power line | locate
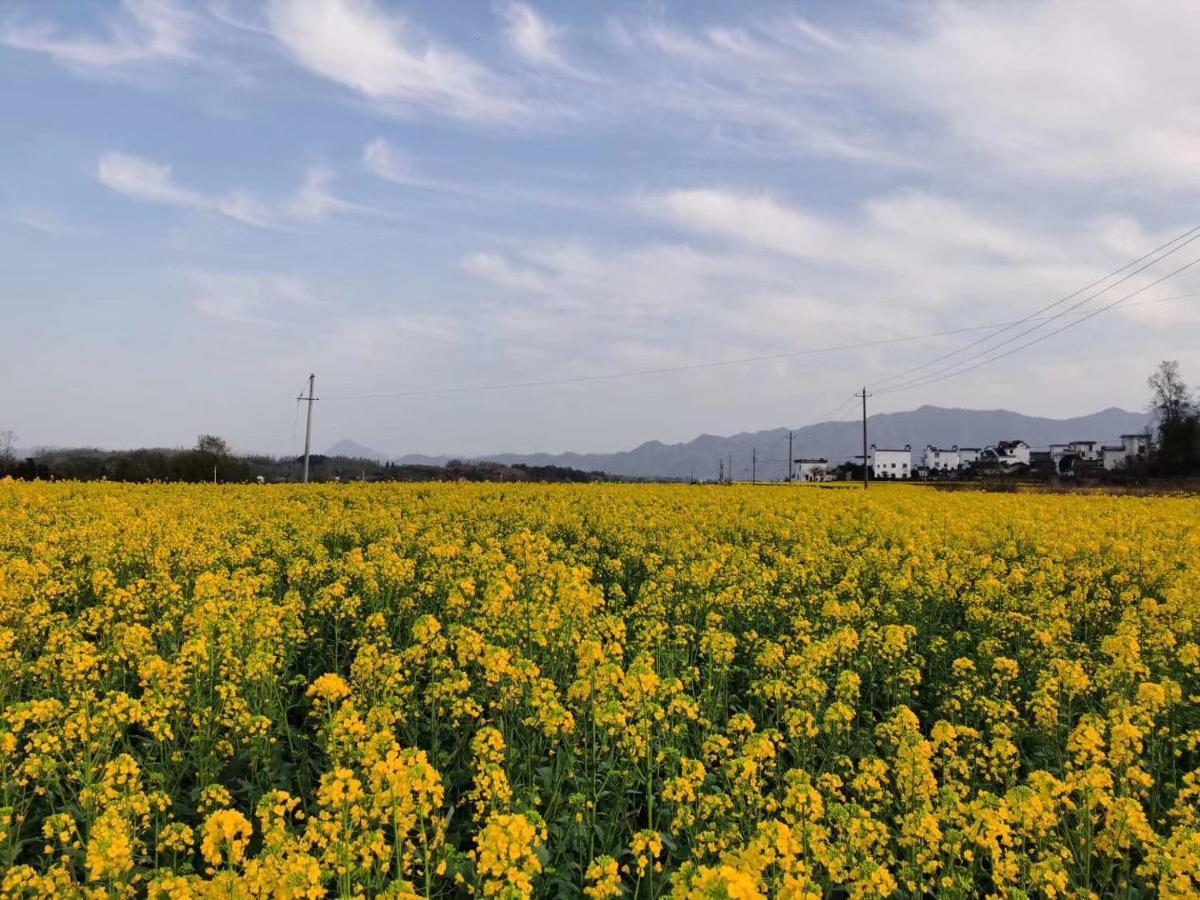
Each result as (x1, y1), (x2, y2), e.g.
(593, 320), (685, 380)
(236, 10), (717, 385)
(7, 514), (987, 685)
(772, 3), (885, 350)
(318, 289), (1200, 404)
(867, 224), (1200, 391)
(877, 254), (1200, 396)
(875, 241), (1200, 394)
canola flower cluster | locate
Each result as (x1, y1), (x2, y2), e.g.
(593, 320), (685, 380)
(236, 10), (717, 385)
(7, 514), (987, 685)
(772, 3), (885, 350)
(0, 480), (1198, 898)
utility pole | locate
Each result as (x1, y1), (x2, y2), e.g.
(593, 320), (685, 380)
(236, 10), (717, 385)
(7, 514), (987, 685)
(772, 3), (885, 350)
(787, 430), (794, 483)
(751, 447), (757, 484)
(301, 373), (316, 484)
(728, 453), (733, 484)
(856, 387), (871, 490)
(718, 458), (724, 483)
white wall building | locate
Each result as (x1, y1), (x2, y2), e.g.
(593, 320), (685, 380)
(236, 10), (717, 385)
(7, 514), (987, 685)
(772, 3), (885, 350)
(791, 458), (830, 482)
(923, 445), (961, 471)
(980, 439), (1031, 467)
(1102, 433), (1152, 470)
(870, 444), (912, 479)
(1068, 440), (1101, 461)
(1101, 445), (1125, 470)
(958, 447), (981, 467)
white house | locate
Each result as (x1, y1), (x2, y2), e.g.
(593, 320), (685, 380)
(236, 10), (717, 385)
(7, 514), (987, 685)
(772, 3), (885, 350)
(923, 445), (961, 472)
(792, 458), (830, 482)
(980, 439), (1031, 468)
(1102, 433), (1152, 470)
(870, 444), (912, 479)
(1068, 440), (1101, 461)
(1049, 443), (1085, 476)
(1122, 433), (1152, 457)
(958, 447), (981, 467)
(1101, 445), (1125, 470)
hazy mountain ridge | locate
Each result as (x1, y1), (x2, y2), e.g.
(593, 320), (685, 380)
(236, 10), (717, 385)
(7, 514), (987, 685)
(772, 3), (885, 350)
(332, 405), (1154, 481)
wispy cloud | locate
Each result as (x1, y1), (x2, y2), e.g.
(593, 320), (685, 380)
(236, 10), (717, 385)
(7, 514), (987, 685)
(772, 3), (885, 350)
(361, 137), (460, 193)
(598, 2), (1200, 185)
(265, 0), (528, 123)
(641, 187), (1050, 274)
(4, 208), (82, 237)
(185, 269), (329, 327)
(97, 152), (372, 228)
(362, 136), (598, 212)
(461, 251), (548, 292)
(495, 1), (566, 69)
(464, 187), (1186, 369)
(1, 0), (196, 68)
(850, 0), (1200, 186)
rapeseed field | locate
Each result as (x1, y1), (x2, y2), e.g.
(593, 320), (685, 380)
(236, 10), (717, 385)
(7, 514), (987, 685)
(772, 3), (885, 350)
(1, 481), (1198, 898)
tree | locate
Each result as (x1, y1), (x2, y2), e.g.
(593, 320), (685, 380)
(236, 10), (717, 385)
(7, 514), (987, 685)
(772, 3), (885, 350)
(196, 434), (230, 456)
(0, 429), (14, 476)
(1149, 361), (1192, 423)
(1148, 361), (1200, 477)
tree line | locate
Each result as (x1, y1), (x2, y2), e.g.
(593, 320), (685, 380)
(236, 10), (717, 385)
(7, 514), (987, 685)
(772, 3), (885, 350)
(2, 361), (1199, 484)
(0, 434), (623, 484)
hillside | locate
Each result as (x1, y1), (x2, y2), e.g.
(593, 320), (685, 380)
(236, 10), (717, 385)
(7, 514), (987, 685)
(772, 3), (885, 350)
(332, 405), (1153, 481)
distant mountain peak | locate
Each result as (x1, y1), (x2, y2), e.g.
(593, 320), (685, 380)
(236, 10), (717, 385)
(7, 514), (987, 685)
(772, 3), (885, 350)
(327, 439), (388, 462)
(393, 405), (1153, 480)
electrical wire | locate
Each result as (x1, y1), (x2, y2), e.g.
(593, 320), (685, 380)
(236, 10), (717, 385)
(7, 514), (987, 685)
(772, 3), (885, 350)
(876, 255), (1200, 396)
(874, 241), (1200, 394)
(318, 289), (1200, 404)
(867, 224), (1200, 391)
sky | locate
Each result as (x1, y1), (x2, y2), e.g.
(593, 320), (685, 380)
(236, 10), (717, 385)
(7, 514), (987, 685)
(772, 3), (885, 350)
(2, 0), (1200, 457)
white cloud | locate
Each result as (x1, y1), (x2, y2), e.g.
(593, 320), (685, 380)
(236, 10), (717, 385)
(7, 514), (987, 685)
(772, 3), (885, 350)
(4, 208), (81, 237)
(362, 137), (414, 184)
(460, 188), (1197, 402)
(641, 189), (834, 260)
(461, 252), (547, 292)
(361, 137), (460, 193)
(603, 2), (1200, 188)
(185, 270), (328, 327)
(495, 1), (565, 68)
(265, 0), (527, 122)
(98, 153), (207, 208)
(1, 0), (196, 68)
(639, 187), (1049, 285)
(286, 167), (376, 221)
(851, 1), (1200, 186)
(97, 152), (370, 228)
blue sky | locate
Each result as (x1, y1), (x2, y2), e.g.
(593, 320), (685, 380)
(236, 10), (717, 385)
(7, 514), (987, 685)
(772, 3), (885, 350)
(2, 0), (1199, 456)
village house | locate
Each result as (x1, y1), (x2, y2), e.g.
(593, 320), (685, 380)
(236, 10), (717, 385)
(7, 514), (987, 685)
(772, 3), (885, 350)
(870, 444), (912, 479)
(791, 458), (831, 482)
(923, 444), (961, 472)
(957, 447), (981, 467)
(1068, 440), (1101, 461)
(979, 439), (1031, 467)
(1049, 443), (1083, 476)
(1102, 433), (1152, 470)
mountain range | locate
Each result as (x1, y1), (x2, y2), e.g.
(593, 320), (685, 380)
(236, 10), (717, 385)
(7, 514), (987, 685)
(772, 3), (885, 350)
(327, 405), (1154, 481)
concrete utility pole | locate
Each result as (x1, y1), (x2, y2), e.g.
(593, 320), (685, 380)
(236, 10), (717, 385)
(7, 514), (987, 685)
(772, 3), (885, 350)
(787, 430), (794, 483)
(718, 458), (724, 483)
(856, 387), (871, 490)
(751, 447), (757, 484)
(301, 373), (316, 484)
